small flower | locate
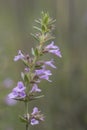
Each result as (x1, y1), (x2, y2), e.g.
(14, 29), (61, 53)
(35, 67), (52, 82)
(44, 41), (62, 58)
(14, 81), (26, 92)
(32, 107), (39, 115)
(45, 41), (58, 49)
(31, 118), (39, 125)
(14, 50), (25, 61)
(30, 107), (44, 125)
(30, 84), (41, 93)
(44, 59), (56, 68)
(8, 81), (26, 99)
(39, 74), (52, 82)
(35, 66), (52, 76)
(49, 49), (62, 57)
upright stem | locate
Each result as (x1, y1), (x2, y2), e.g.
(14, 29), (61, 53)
(25, 102), (29, 130)
(26, 123), (29, 130)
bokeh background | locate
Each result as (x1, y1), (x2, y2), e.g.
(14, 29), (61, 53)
(0, 0), (87, 130)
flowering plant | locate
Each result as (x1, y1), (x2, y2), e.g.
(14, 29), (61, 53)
(8, 12), (62, 130)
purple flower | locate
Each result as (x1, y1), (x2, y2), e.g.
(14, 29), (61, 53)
(14, 81), (26, 92)
(45, 41), (58, 49)
(30, 107), (44, 125)
(44, 59), (56, 68)
(8, 81), (26, 99)
(8, 91), (18, 99)
(32, 107), (39, 115)
(14, 50), (25, 61)
(39, 75), (52, 82)
(35, 67), (52, 76)
(31, 118), (39, 125)
(49, 49), (62, 57)
(35, 67), (52, 82)
(45, 41), (62, 58)
(30, 84), (41, 93)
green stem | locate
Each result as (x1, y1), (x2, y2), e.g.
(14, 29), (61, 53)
(26, 123), (29, 130)
(25, 102), (29, 130)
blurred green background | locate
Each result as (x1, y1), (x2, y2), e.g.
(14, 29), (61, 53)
(0, 0), (87, 130)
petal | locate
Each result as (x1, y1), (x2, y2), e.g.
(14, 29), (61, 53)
(44, 59), (56, 69)
(49, 49), (62, 57)
(45, 41), (58, 49)
(8, 91), (18, 99)
(32, 107), (39, 115)
(40, 75), (52, 82)
(14, 50), (24, 61)
(19, 91), (26, 98)
(31, 118), (39, 125)
(30, 84), (41, 93)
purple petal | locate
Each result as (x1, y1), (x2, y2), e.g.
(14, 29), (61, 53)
(35, 68), (52, 76)
(44, 70), (52, 76)
(30, 84), (41, 93)
(45, 41), (58, 49)
(49, 49), (62, 57)
(13, 86), (25, 92)
(32, 107), (39, 115)
(40, 75), (52, 82)
(8, 91), (18, 99)
(14, 50), (24, 61)
(17, 81), (26, 89)
(44, 59), (56, 69)
(19, 91), (26, 98)
(31, 118), (39, 125)
(13, 81), (26, 92)
(35, 69), (45, 75)
(8, 81), (26, 99)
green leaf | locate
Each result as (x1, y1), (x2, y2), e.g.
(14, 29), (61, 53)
(24, 74), (29, 84)
(31, 48), (35, 56)
(31, 33), (39, 41)
(21, 72), (29, 83)
(19, 115), (27, 123)
(34, 95), (44, 99)
(29, 95), (44, 101)
(49, 19), (56, 24)
(35, 19), (41, 24)
(33, 26), (41, 32)
(31, 48), (38, 56)
(21, 72), (25, 80)
(34, 48), (39, 56)
(22, 59), (30, 67)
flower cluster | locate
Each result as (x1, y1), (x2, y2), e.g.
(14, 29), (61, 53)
(8, 81), (26, 99)
(8, 12), (62, 128)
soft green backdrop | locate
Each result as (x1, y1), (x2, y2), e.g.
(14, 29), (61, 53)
(0, 0), (87, 130)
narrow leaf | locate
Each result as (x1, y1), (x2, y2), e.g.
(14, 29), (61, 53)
(19, 115), (27, 123)
(33, 26), (41, 32)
